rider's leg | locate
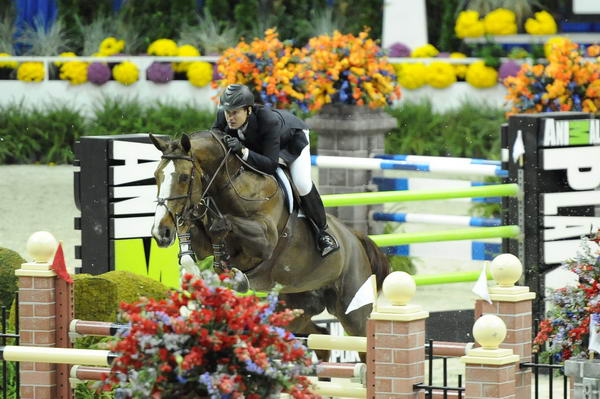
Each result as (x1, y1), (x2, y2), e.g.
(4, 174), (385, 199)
(290, 129), (339, 257)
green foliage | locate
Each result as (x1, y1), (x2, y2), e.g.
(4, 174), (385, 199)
(0, 248), (24, 310)
(73, 270), (169, 322)
(15, 16), (71, 55)
(472, 41), (506, 69)
(0, 360), (18, 398)
(0, 100), (215, 164)
(384, 101), (504, 160)
(427, 0), (463, 53)
(0, 11), (15, 54)
(178, 10), (239, 55)
(74, 383), (114, 399)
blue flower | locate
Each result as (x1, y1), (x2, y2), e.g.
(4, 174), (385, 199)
(245, 359), (265, 374)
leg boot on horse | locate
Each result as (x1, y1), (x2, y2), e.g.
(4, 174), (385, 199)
(300, 184), (339, 257)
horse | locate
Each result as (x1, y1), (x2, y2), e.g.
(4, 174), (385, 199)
(149, 130), (390, 346)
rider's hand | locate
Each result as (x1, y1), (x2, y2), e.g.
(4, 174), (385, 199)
(225, 135), (243, 154)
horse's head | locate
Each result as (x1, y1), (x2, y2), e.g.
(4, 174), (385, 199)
(150, 133), (199, 247)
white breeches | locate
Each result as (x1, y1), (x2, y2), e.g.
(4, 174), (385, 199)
(289, 129), (313, 196)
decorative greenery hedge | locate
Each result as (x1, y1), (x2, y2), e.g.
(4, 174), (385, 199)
(0, 99), (504, 165)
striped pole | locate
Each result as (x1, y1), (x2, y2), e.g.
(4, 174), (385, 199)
(369, 225), (520, 246)
(311, 155), (506, 177)
(322, 184), (518, 207)
(373, 212), (502, 227)
(374, 154), (501, 166)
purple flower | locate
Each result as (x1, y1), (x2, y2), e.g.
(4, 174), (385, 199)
(147, 62), (174, 83)
(212, 63), (221, 81)
(499, 60), (522, 80)
(387, 42), (411, 57)
(87, 62), (111, 85)
(436, 52), (450, 58)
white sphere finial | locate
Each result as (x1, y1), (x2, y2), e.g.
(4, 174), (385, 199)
(473, 314), (507, 349)
(26, 231), (57, 263)
(490, 253), (522, 287)
(382, 271), (416, 306)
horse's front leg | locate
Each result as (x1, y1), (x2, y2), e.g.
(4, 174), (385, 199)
(177, 223), (201, 278)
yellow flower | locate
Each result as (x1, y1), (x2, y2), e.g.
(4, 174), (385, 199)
(397, 63), (427, 89)
(187, 62), (213, 87)
(0, 53), (17, 69)
(174, 45), (201, 73)
(411, 44), (439, 58)
(54, 52), (77, 67)
(113, 61), (139, 85)
(466, 61), (498, 88)
(525, 11), (557, 35)
(544, 37), (569, 59)
(484, 8), (517, 35)
(99, 37), (125, 56)
(425, 62), (456, 88)
(147, 39), (178, 56)
(450, 52), (468, 79)
(17, 62), (44, 82)
(455, 10), (485, 38)
(59, 61), (88, 85)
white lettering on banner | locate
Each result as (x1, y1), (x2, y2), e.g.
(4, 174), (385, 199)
(110, 141), (161, 185)
(111, 216), (154, 239)
(543, 118), (556, 147)
(544, 239), (600, 264)
(543, 119), (600, 146)
(111, 186), (156, 215)
(543, 147), (600, 190)
(543, 191), (600, 215)
(544, 216), (600, 241)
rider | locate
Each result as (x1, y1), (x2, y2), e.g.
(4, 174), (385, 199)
(212, 83), (339, 257)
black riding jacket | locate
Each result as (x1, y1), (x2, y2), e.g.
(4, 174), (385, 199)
(212, 105), (309, 174)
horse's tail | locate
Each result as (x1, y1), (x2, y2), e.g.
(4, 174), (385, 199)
(353, 231), (390, 290)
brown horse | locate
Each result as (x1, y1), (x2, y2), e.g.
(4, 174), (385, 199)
(149, 130), (389, 342)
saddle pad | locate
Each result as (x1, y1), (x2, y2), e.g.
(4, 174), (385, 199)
(275, 167), (294, 214)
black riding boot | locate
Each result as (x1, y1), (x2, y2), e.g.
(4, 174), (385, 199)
(300, 184), (340, 257)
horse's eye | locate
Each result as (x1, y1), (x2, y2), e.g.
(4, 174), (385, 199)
(179, 174), (190, 183)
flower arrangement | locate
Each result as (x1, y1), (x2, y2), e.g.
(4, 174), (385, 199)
(524, 11), (557, 35)
(98, 37), (125, 57)
(395, 63), (427, 89)
(483, 8), (517, 35)
(304, 30), (401, 110)
(174, 44), (201, 73)
(87, 62), (111, 85)
(16, 62), (44, 82)
(214, 28), (308, 110)
(466, 61), (498, 88)
(103, 272), (319, 398)
(59, 60), (88, 85)
(425, 62), (456, 88)
(450, 52), (469, 79)
(0, 54), (18, 69)
(147, 39), (178, 56)
(534, 236), (600, 361)
(113, 61), (139, 85)
(147, 62), (174, 84)
(187, 62), (213, 87)
(504, 39), (600, 114)
(411, 44), (439, 58)
(455, 10), (485, 38)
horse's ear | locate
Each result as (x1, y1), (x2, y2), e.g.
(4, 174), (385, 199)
(149, 134), (168, 152)
(181, 134), (192, 154)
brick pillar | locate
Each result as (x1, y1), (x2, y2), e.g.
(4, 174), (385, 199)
(16, 263), (58, 398)
(16, 232), (74, 399)
(475, 254), (536, 399)
(366, 271), (429, 398)
(461, 314), (520, 399)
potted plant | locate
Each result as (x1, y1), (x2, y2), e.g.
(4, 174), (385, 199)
(103, 272), (320, 398)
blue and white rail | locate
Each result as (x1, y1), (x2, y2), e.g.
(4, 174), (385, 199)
(310, 155), (506, 177)
(385, 241), (501, 261)
(374, 154), (501, 166)
(373, 212), (501, 227)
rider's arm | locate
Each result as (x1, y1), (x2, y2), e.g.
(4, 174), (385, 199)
(245, 118), (281, 174)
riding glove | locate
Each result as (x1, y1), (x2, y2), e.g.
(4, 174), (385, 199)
(225, 135), (244, 154)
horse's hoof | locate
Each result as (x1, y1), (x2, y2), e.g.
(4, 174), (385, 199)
(231, 268), (250, 293)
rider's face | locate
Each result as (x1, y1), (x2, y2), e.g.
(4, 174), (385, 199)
(224, 107), (249, 130)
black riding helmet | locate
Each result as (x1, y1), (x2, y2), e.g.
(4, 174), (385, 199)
(219, 84), (255, 111)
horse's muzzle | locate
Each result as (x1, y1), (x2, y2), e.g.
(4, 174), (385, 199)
(153, 225), (175, 247)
